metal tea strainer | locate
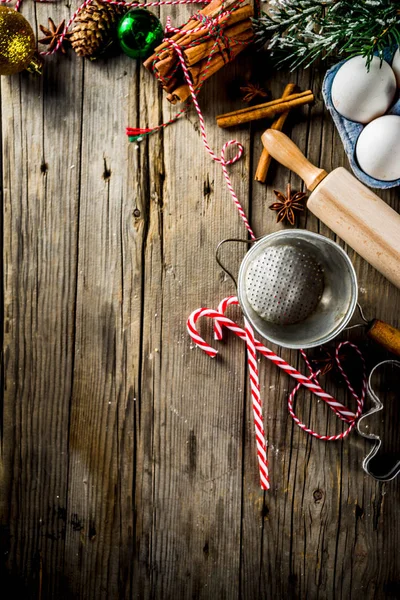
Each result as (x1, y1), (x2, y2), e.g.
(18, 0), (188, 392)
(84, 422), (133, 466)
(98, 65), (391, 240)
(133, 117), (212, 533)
(231, 230), (358, 349)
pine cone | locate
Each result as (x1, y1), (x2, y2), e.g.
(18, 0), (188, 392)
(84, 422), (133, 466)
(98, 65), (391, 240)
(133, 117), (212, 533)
(70, 0), (125, 58)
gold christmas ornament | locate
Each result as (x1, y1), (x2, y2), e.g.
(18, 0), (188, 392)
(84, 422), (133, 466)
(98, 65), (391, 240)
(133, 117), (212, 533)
(0, 6), (42, 75)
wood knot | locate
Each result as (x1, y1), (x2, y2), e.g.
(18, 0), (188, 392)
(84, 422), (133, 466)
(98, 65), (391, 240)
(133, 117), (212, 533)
(133, 208), (141, 218)
(313, 489), (324, 503)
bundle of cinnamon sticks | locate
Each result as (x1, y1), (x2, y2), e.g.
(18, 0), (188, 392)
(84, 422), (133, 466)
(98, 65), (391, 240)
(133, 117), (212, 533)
(143, 0), (254, 104)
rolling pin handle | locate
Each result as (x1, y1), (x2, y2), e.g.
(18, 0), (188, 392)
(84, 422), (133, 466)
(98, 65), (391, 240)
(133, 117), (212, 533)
(366, 319), (400, 358)
(261, 129), (328, 191)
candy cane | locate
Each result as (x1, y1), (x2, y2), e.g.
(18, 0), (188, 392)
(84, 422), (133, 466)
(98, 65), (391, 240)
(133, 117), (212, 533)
(188, 302), (367, 488)
(188, 306), (269, 488)
(244, 317), (269, 490)
(189, 303), (356, 422)
(213, 298), (365, 428)
(214, 295), (238, 340)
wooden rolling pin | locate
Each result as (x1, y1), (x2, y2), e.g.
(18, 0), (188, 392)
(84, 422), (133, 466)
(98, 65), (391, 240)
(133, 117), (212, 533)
(262, 130), (400, 290)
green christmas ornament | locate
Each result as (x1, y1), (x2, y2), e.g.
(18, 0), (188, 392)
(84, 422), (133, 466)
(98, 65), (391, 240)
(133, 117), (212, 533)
(117, 9), (163, 59)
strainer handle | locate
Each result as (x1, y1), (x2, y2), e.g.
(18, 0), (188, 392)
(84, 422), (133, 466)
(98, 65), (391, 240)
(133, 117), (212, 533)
(216, 237), (258, 287)
(261, 130), (328, 191)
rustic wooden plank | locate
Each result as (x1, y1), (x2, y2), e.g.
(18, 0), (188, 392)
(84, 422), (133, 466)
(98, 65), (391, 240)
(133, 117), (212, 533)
(59, 49), (145, 597)
(239, 60), (305, 600)
(128, 23), (166, 599)
(0, 2), (83, 596)
(131, 8), (253, 592)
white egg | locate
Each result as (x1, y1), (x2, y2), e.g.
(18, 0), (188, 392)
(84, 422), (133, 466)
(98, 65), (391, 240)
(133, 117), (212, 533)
(331, 55), (396, 123)
(391, 48), (400, 87)
(356, 115), (400, 181)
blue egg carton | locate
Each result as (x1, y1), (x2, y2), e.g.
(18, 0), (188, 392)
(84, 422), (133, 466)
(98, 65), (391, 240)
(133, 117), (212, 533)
(322, 49), (400, 189)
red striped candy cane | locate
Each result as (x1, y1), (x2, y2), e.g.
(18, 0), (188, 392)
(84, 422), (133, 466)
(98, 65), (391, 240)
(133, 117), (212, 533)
(189, 303), (356, 422)
(244, 317), (269, 490)
(188, 306), (269, 487)
(188, 302), (367, 487)
(214, 295), (238, 340)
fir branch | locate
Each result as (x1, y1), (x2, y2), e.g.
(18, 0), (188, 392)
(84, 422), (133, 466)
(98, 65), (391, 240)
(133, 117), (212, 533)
(253, 0), (400, 70)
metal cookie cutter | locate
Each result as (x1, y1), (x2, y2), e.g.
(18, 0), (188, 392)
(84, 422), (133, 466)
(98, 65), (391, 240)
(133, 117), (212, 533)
(357, 360), (400, 481)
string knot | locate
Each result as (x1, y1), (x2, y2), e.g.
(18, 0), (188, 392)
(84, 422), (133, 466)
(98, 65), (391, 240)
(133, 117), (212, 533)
(220, 140), (243, 166)
(196, 13), (222, 40)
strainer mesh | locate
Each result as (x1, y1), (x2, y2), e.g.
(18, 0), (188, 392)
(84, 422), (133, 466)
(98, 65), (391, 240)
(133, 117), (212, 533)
(245, 245), (324, 326)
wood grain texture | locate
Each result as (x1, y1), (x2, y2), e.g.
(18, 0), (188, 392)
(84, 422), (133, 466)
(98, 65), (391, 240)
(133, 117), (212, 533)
(0, 4), (399, 599)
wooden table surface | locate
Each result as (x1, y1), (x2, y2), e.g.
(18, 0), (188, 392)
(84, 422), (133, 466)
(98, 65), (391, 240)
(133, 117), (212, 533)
(1, 3), (400, 598)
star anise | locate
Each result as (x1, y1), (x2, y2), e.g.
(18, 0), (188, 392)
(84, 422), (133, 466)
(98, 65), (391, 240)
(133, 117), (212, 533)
(39, 18), (70, 54)
(240, 82), (269, 103)
(269, 183), (307, 225)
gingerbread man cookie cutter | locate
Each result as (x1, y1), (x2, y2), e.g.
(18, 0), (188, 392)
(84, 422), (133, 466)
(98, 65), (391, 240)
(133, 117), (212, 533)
(357, 360), (400, 481)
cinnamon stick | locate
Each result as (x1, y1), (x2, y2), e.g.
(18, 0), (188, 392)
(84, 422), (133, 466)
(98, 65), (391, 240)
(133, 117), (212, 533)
(146, 12), (231, 67)
(145, 2), (253, 78)
(152, 55), (177, 79)
(157, 24), (252, 93)
(162, 77), (182, 93)
(167, 41), (248, 104)
(177, 4), (253, 50)
(255, 83), (297, 182)
(216, 91), (314, 128)
(144, 0), (254, 104)
(144, 0), (252, 75)
(146, 0), (242, 62)
(166, 87), (187, 104)
(183, 22), (253, 66)
(218, 90), (312, 118)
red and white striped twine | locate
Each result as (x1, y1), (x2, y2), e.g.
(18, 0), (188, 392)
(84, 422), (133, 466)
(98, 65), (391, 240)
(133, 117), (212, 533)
(11, 0), (255, 238)
(18, 0), (254, 237)
(286, 345), (366, 441)
(7, 0), (211, 55)
(187, 297), (367, 489)
(10, 0), (260, 237)
(164, 19), (255, 239)
(115, 0), (255, 238)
